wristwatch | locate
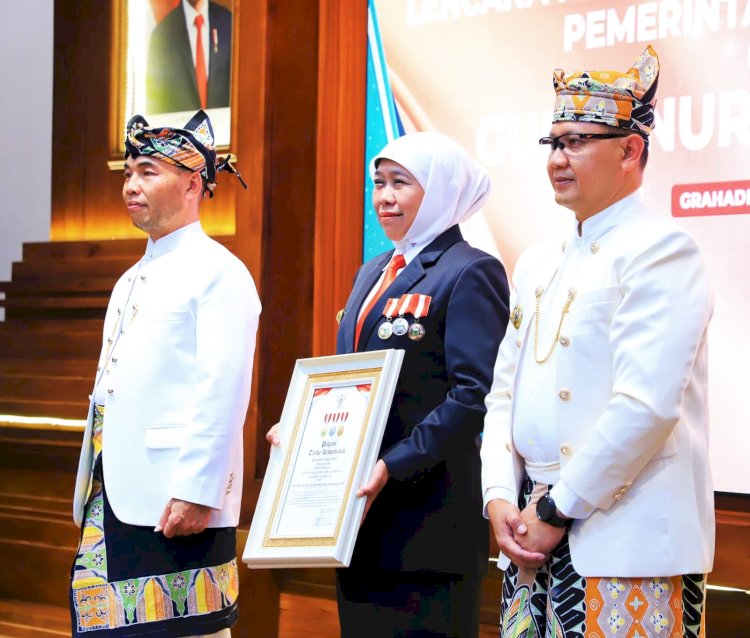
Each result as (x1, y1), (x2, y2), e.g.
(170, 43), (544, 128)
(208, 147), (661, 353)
(536, 491), (571, 528)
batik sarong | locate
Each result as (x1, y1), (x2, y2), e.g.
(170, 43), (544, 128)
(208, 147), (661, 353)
(499, 476), (706, 638)
(70, 406), (239, 637)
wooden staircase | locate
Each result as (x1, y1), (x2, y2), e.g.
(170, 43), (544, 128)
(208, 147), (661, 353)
(0, 238), (141, 422)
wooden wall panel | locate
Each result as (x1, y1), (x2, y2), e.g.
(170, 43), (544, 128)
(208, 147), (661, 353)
(51, 2), (113, 240)
(312, 1), (368, 358)
(251, 0), (321, 484)
(230, 0), (269, 527)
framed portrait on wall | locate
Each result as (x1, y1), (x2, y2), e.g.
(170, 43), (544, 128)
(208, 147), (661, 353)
(113, 0), (235, 155)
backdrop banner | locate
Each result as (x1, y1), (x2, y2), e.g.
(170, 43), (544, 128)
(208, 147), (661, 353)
(365, 0), (750, 494)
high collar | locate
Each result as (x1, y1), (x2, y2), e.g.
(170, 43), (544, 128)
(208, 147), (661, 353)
(144, 221), (203, 260)
(572, 191), (643, 242)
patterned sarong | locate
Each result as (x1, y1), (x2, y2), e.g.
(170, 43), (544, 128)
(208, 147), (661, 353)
(500, 476), (706, 638)
(70, 406), (239, 637)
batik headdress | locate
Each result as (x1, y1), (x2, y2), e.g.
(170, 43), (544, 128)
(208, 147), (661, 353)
(124, 110), (246, 196)
(552, 45), (659, 136)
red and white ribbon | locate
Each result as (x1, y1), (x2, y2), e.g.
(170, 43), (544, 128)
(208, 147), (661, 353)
(412, 294), (431, 320)
(383, 297), (400, 319)
(384, 294), (433, 319)
(397, 294), (414, 317)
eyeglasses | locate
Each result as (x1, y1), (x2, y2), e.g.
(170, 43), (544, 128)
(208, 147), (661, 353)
(539, 132), (631, 155)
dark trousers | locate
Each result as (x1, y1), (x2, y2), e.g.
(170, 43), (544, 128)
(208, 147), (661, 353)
(336, 568), (483, 638)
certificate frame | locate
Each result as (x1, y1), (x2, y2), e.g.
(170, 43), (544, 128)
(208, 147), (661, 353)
(243, 349), (404, 568)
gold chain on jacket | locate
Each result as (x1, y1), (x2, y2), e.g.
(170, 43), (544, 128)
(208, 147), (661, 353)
(533, 286), (577, 364)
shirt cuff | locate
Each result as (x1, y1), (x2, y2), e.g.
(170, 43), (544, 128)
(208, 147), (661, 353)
(482, 486), (517, 518)
(549, 480), (595, 520)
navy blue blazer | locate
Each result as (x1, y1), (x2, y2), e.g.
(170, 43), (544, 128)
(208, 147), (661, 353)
(337, 225), (509, 575)
(146, 1), (232, 114)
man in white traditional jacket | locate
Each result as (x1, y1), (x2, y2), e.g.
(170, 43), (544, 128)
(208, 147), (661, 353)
(481, 46), (714, 637)
(69, 110), (260, 638)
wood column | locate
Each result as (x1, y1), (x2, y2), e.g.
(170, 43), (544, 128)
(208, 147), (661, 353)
(234, 1), (367, 634)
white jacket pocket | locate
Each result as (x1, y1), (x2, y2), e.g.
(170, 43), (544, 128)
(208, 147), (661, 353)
(144, 424), (188, 449)
(651, 431), (678, 460)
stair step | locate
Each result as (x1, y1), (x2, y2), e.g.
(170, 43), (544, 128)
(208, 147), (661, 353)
(0, 620), (71, 637)
(0, 375), (91, 403)
(21, 235), (234, 260)
(0, 360), (95, 377)
(22, 238), (147, 261)
(0, 320), (102, 332)
(0, 328), (100, 359)
(11, 257), (136, 281)
(0, 297), (108, 310)
(0, 279), (116, 294)
(0, 399), (89, 420)
(0, 600), (70, 637)
(1, 307), (106, 322)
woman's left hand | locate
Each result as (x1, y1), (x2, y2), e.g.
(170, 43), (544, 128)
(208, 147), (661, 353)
(357, 459), (389, 525)
(266, 423), (280, 447)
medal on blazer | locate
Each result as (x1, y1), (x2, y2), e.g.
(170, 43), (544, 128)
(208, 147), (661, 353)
(392, 294), (413, 336)
(407, 294), (431, 341)
(408, 322), (425, 341)
(378, 322), (393, 339)
(511, 305), (523, 330)
(392, 317), (409, 336)
(378, 298), (399, 340)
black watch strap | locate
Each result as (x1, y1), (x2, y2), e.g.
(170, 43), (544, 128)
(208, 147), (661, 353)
(536, 491), (570, 528)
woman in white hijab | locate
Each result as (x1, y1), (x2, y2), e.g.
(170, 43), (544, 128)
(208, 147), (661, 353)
(334, 132), (510, 637)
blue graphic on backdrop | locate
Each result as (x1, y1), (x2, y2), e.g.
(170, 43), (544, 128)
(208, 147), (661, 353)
(364, 0), (404, 262)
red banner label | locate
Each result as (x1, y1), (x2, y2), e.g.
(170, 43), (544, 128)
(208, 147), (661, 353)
(672, 181), (750, 217)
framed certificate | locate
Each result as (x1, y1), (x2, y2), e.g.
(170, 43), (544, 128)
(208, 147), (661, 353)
(243, 349), (404, 568)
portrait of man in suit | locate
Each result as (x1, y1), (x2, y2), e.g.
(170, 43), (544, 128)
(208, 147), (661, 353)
(146, 0), (233, 114)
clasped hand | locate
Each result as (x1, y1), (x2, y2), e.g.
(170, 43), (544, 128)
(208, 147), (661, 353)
(487, 499), (567, 569)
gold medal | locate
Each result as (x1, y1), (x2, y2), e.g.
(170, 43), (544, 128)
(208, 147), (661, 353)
(378, 321), (393, 339)
(511, 305), (523, 329)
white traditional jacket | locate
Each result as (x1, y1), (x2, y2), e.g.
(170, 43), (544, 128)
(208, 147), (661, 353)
(481, 193), (715, 577)
(73, 222), (261, 529)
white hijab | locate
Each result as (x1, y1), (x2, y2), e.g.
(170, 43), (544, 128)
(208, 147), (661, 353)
(369, 131), (491, 253)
